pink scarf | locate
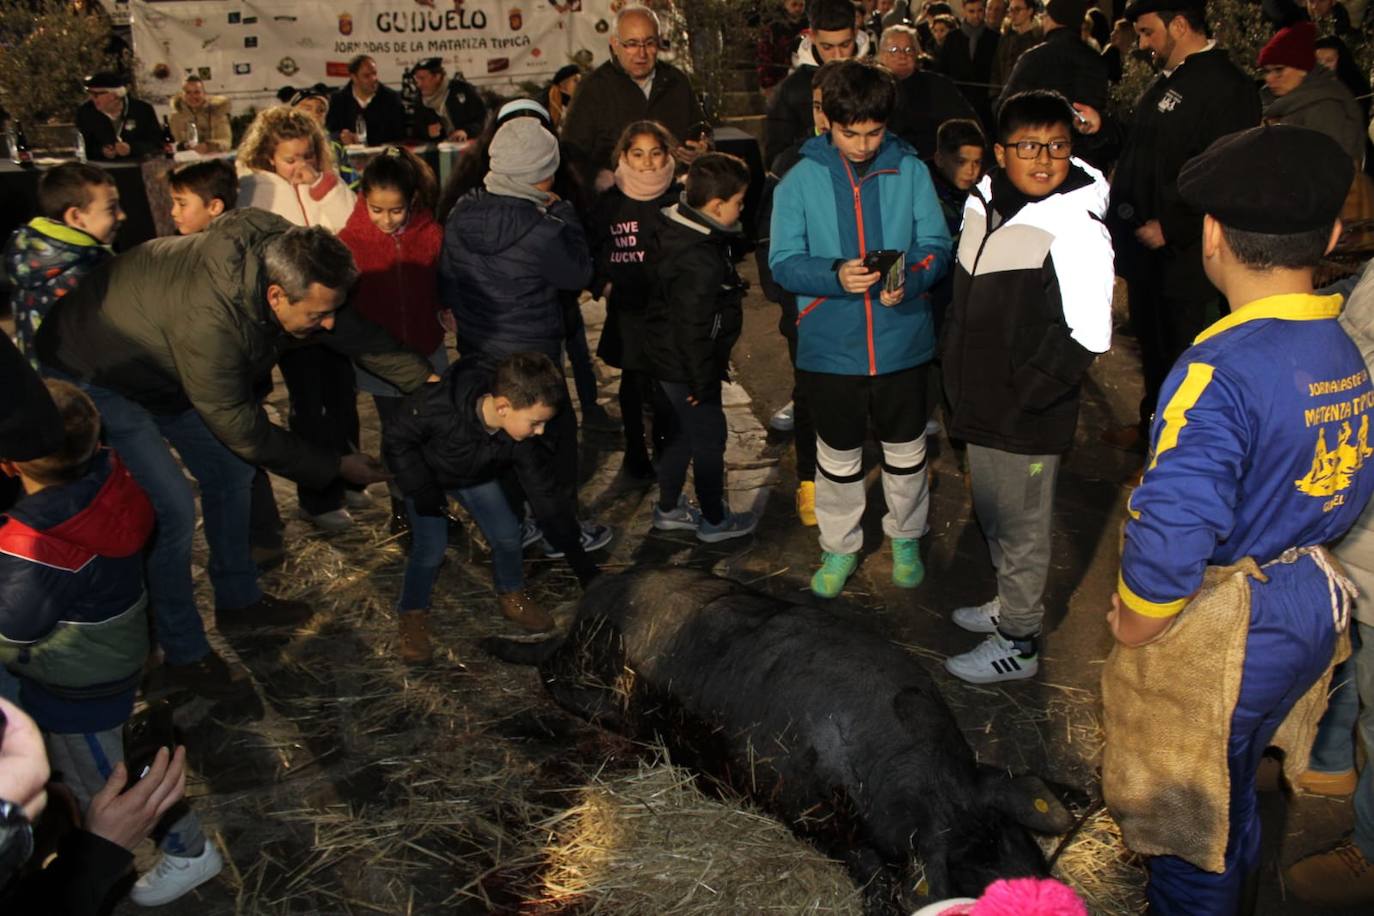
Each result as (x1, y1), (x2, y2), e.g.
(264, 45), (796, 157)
(613, 157), (675, 201)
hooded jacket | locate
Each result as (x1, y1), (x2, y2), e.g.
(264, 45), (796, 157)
(338, 198), (445, 358)
(769, 132), (952, 377)
(236, 167), (356, 234)
(1263, 65), (1366, 166)
(641, 202), (747, 399)
(0, 449), (154, 732)
(34, 208), (432, 488)
(440, 188), (592, 359)
(168, 92), (232, 152)
(383, 357), (596, 584)
(942, 161), (1115, 454)
(3, 217), (111, 366)
(561, 59), (704, 185)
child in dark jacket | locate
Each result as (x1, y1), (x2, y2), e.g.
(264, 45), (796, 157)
(383, 353), (599, 663)
(440, 116), (610, 557)
(643, 153), (758, 543)
(588, 120), (681, 480)
(941, 91), (1113, 685)
(338, 147), (451, 537)
(4, 163), (124, 367)
(0, 380), (223, 905)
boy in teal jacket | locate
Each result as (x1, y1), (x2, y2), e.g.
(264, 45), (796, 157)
(769, 59), (952, 598)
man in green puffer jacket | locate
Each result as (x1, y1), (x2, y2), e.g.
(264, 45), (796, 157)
(34, 209), (433, 697)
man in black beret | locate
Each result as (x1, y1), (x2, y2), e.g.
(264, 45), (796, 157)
(1103, 0), (1261, 455)
(1105, 125), (1370, 914)
(75, 72), (162, 161)
(408, 57), (487, 142)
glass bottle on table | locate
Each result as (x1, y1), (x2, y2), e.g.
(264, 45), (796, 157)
(12, 122), (32, 166)
(74, 129), (86, 163)
(187, 119), (199, 151)
(355, 114), (368, 146)
(161, 115), (175, 158)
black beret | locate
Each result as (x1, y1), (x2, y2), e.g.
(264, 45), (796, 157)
(1123, 0), (1206, 21)
(83, 71), (126, 90)
(551, 64), (582, 85)
(1178, 125), (1353, 234)
(414, 57), (444, 73)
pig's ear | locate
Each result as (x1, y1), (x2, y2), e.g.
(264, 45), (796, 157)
(978, 768), (1074, 834)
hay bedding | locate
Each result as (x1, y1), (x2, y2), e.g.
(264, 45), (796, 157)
(168, 451), (1148, 915)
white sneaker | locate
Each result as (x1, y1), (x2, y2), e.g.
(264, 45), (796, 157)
(769, 400), (795, 432)
(951, 596), (1001, 634)
(129, 842), (224, 906)
(299, 507), (353, 533)
(343, 489), (374, 510)
(945, 632), (1038, 685)
(924, 417), (941, 437)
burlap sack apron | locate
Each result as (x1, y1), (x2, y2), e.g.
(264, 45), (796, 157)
(1101, 547), (1354, 873)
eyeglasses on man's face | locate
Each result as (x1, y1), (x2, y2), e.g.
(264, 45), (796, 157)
(617, 37), (659, 51)
(1011, 139), (1072, 159)
(883, 45), (918, 55)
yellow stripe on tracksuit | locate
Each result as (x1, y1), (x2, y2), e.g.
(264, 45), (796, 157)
(1120, 363), (1216, 618)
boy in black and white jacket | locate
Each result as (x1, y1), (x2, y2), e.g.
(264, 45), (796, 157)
(940, 90), (1114, 685)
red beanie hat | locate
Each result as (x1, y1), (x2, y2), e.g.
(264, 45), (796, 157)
(1258, 21), (1317, 72)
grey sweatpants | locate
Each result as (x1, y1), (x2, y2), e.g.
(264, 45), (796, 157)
(966, 444), (1061, 638)
(45, 727), (206, 858)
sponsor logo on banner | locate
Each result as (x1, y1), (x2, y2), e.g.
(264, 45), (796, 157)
(278, 57), (299, 75)
(510, 8), (523, 29)
(326, 61), (352, 77)
(487, 56), (509, 72)
(234, 62), (252, 75)
(340, 13), (354, 35)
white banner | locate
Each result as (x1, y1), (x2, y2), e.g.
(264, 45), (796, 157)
(126, 0), (621, 103)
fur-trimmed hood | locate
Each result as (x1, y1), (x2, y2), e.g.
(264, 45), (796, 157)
(171, 92), (230, 116)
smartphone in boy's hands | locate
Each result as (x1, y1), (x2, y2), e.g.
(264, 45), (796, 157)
(862, 249), (905, 296)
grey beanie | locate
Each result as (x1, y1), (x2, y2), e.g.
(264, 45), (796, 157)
(488, 118), (561, 184)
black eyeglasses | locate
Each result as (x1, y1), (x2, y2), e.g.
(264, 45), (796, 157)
(1012, 139), (1072, 159)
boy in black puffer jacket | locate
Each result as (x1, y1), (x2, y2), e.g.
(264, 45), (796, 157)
(642, 154), (758, 544)
(383, 353), (599, 663)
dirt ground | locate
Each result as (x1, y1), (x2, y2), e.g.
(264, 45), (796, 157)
(37, 259), (1359, 915)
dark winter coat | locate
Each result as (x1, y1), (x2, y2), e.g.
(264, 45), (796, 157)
(383, 357), (596, 583)
(0, 449), (153, 732)
(942, 164), (1115, 454)
(1262, 65), (1366, 166)
(991, 25), (1043, 94)
(411, 76), (488, 140)
(34, 208), (432, 489)
(641, 203), (747, 401)
(996, 27), (1108, 117)
(338, 198), (445, 357)
(888, 69), (980, 162)
(937, 24), (999, 124)
(757, 13), (807, 90)
(764, 62), (818, 165)
(75, 97), (162, 160)
(484, 566), (1075, 907)
(561, 59), (705, 184)
(325, 83), (409, 144)
(588, 184), (678, 370)
(440, 189), (592, 359)
(1110, 45), (1261, 253)
(754, 143), (805, 328)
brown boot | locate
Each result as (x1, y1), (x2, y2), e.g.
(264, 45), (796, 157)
(1285, 839), (1374, 906)
(398, 611), (433, 665)
(498, 590), (554, 632)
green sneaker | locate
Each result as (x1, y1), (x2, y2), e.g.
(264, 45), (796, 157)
(811, 551), (859, 598)
(891, 538), (924, 589)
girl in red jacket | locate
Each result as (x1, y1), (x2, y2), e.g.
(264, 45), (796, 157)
(338, 147), (452, 535)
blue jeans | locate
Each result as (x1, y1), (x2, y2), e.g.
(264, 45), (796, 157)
(1147, 556), (1341, 914)
(1309, 624), (1362, 773)
(397, 480), (524, 611)
(78, 383), (259, 664)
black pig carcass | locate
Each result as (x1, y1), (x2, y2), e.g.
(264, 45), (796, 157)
(484, 566), (1073, 911)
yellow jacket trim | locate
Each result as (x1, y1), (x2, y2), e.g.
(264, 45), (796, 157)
(1127, 361), (1217, 521)
(1193, 293), (1343, 346)
(1118, 572), (1188, 618)
(27, 216), (102, 249)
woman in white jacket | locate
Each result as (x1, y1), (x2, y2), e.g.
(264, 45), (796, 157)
(236, 105), (362, 531)
(236, 106), (355, 232)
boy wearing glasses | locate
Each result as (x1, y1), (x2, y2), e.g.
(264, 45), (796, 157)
(940, 90), (1113, 684)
